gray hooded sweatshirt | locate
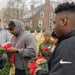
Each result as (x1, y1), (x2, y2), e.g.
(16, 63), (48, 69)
(11, 20), (36, 70)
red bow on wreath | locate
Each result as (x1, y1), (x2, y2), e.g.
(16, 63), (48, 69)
(41, 47), (49, 52)
(28, 53), (43, 75)
(35, 53), (42, 60)
(3, 43), (14, 65)
(40, 47), (51, 60)
(28, 61), (36, 75)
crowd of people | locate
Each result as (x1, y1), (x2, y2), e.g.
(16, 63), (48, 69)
(0, 1), (75, 75)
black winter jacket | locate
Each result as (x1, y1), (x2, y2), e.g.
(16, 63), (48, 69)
(37, 30), (75, 75)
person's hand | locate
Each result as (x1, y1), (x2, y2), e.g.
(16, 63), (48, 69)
(36, 58), (47, 65)
(34, 67), (42, 75)
(6, 47), (17, 53)
(34, 58), (47, 75)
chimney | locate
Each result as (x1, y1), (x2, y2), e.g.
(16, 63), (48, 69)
(45, 0), (50, 4)
(31, 4), (34, 10)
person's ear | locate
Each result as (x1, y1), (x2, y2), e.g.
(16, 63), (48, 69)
(60, 17), (67, 26)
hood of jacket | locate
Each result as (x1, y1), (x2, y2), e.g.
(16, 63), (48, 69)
(12, 20), (25, 37)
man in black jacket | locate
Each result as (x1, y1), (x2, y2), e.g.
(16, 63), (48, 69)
(34, 2), (75, 75)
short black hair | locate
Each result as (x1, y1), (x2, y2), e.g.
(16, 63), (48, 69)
(55, 2), (75, 14)
(51, 31), (58, 38)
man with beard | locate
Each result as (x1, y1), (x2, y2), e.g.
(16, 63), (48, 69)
(6, 20), (36, 75)
(34, 2), (75, 75)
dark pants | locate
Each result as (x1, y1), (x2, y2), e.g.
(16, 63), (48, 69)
(15, 68), (26, 75)
(0, 59), (7, 69)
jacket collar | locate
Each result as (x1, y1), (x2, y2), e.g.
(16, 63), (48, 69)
(61, 30), (75, 41)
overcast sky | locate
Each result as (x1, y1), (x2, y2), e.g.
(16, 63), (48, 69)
(0, 0), (9, 9)
(0, 0), (75, 10)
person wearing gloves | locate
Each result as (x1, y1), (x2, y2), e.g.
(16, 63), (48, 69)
(6, 20), (36, 75)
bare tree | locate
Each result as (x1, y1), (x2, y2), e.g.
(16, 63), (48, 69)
(3, 0), (28, 23)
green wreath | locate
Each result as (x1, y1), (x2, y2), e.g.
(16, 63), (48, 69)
(26, 57), (49, 75)
(0, 48), (11, 75)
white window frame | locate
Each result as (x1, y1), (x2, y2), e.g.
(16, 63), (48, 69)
(49, 12), (53, 18)
(40, 12), (44, 18)
(38, 20), (43, 27)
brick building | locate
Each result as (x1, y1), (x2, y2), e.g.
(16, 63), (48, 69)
(24, 0), (55, 31)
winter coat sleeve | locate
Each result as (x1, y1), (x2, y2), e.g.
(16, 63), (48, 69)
(36, 41), (75, 75)
(36, 70), (48, 75)
(48, 43), (75, 75)
(17, 34), (36, 58)
(6, 30), (11, 42)
(1, 30), (11, 46)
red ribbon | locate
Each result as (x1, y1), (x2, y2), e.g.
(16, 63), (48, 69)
(28, 53), (43, 75)
(3, 43), (14, 65)
(35, 53), (42, 60)
(28, 61), (36, 75)
(0, 44), (2, 47)
(45, 55), (50, 60)
(41, 47), (49, 52)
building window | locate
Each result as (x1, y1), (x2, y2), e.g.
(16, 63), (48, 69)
(49, 12), (53, 18)
(49, 20), (53, 28)
(38, 20), (43, 27)
(30, 21), (32, 27)
(40, 12), (44, 18)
